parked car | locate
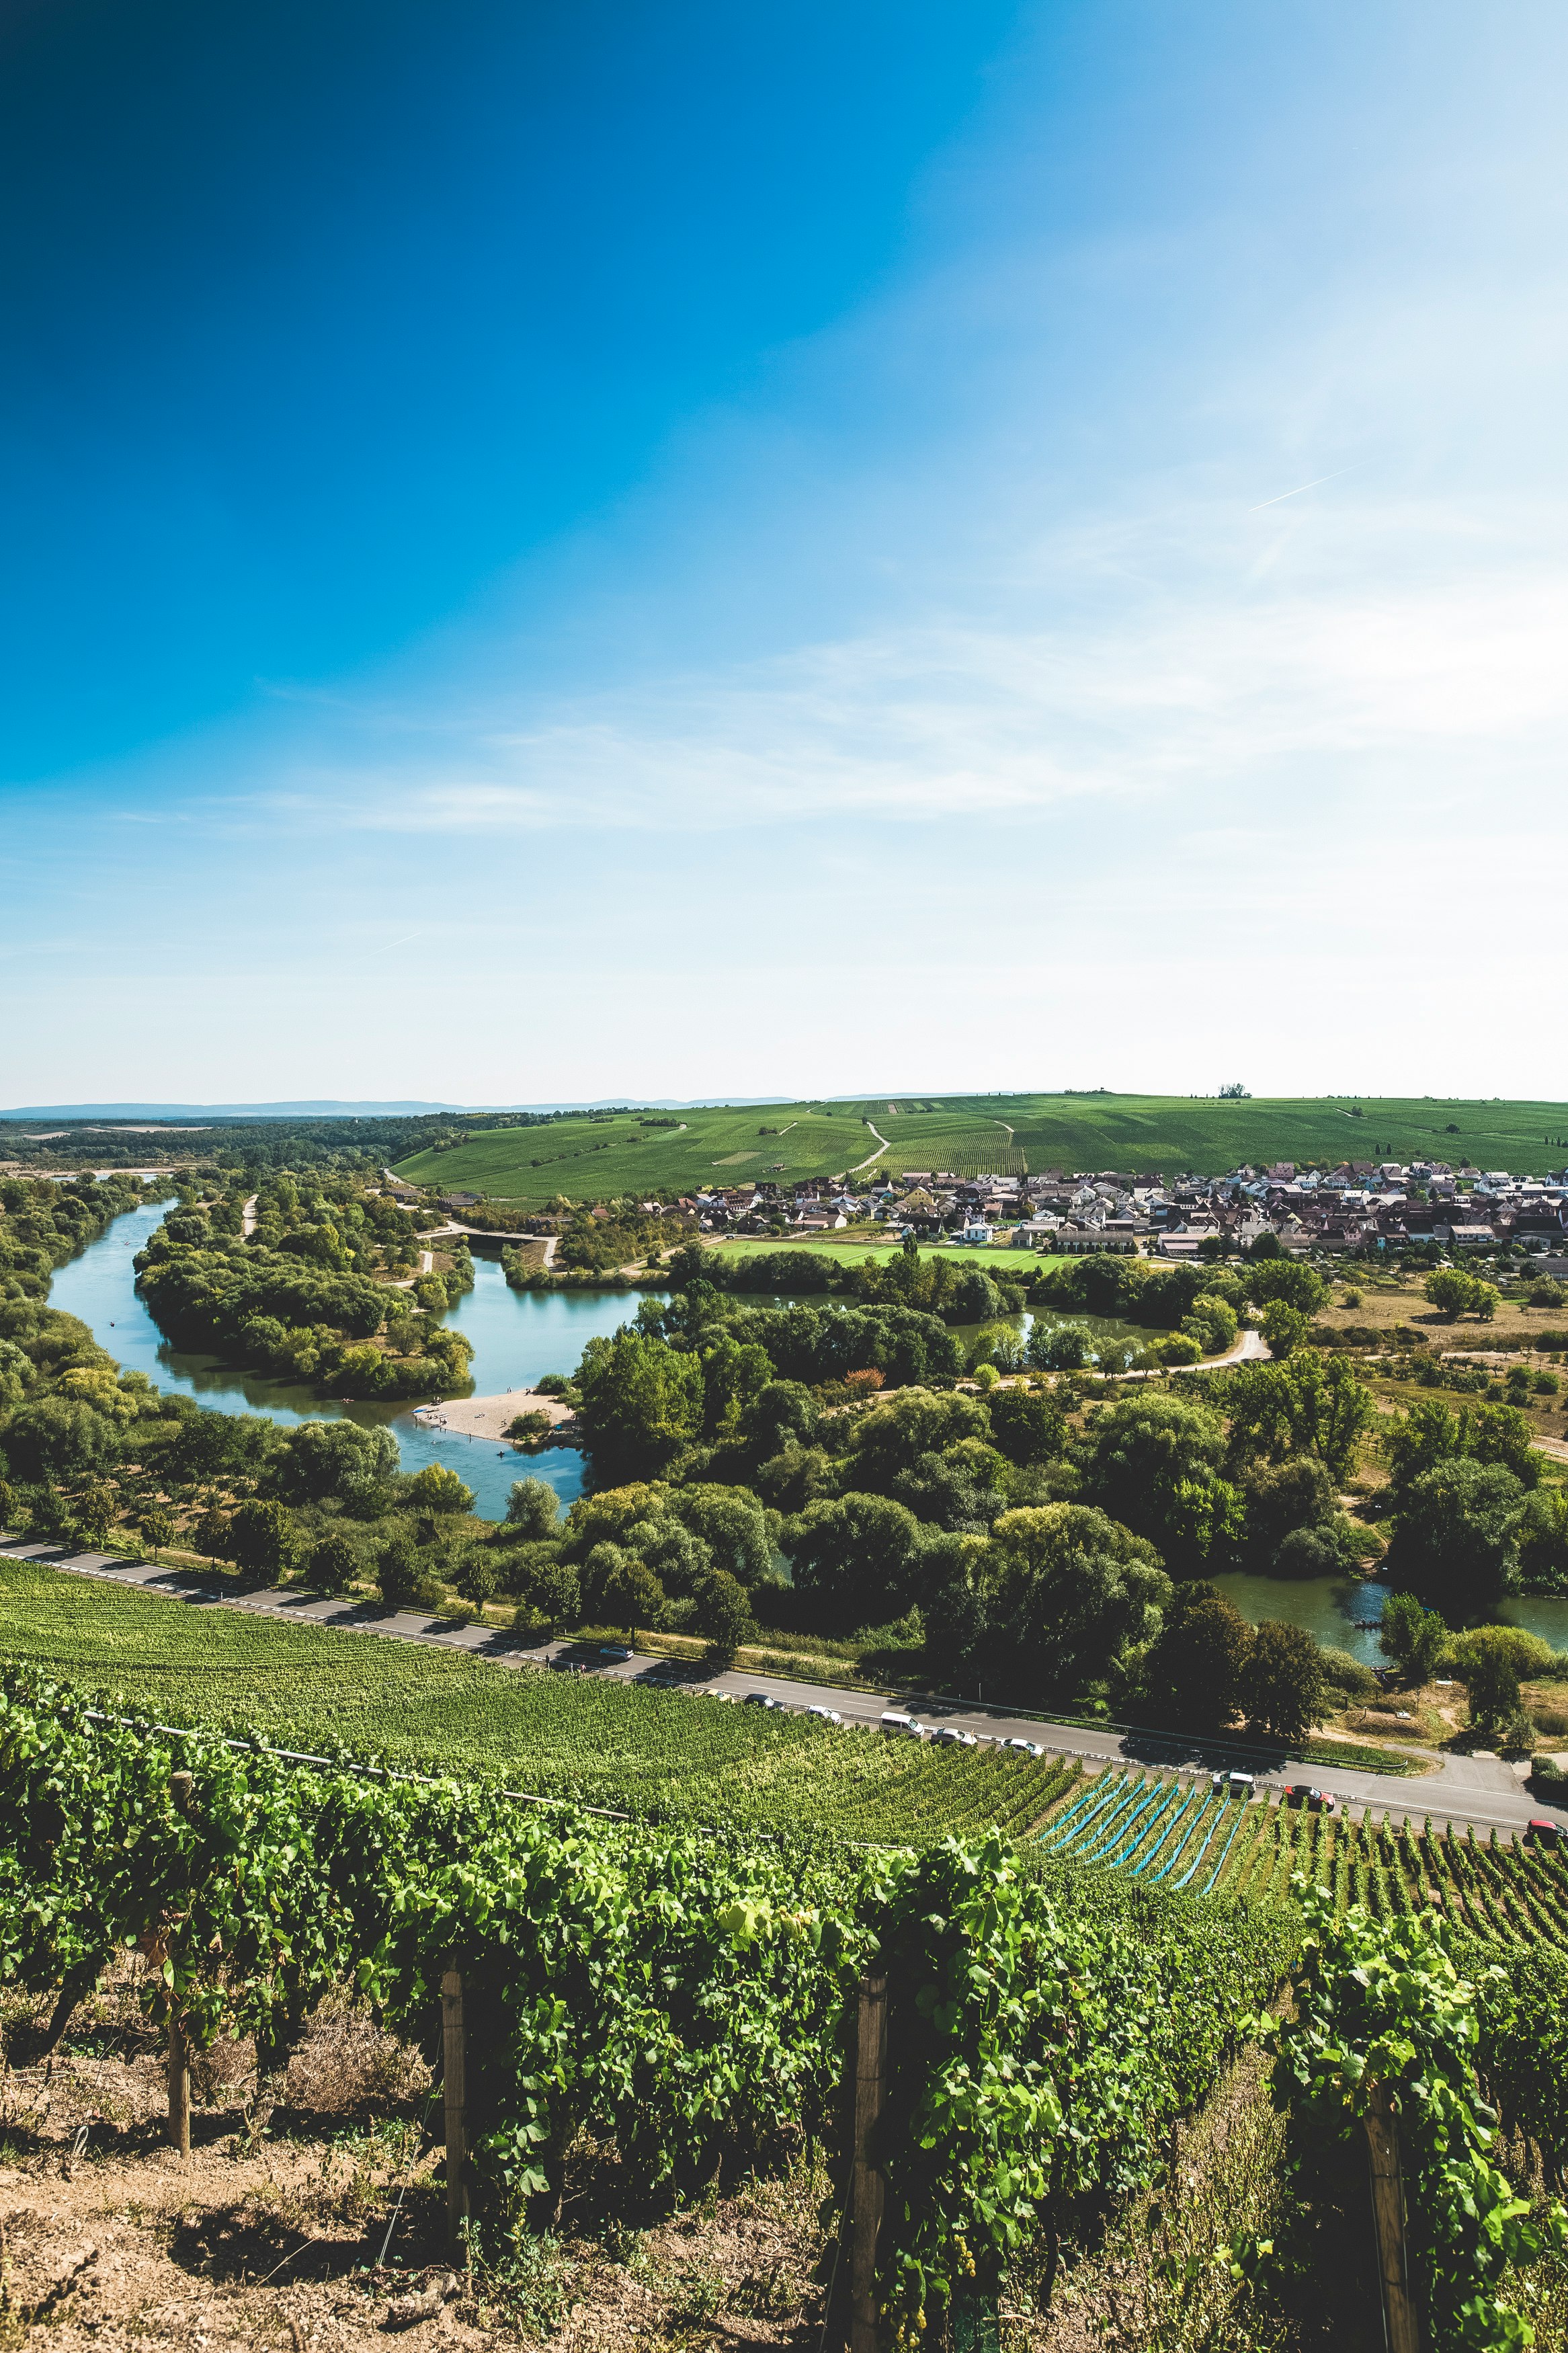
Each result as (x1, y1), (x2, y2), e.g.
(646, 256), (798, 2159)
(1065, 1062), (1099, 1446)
(935, 1726), (978, 1749)
(880, 1710), (927, 1739)
(744, 1691), (783, 1710)
(598, 1644), (633, 1663)
(1212, 1769), (1257, 1800)
(1524, 1818), (1563, 1848)
(807, 1704), (843, 1726)
(1004, 1737), (1045, 1758)
(1285, 1784), (1336, 1814)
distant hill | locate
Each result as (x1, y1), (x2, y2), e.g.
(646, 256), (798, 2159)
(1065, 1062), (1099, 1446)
(389, 1090), (1568, 1206)
(1, 1097), (783, 1120)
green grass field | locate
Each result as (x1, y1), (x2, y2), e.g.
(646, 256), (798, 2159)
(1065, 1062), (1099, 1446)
(393, 1092), (1568, 1205)
(711, 1236), (1060, 1273)
(0, 1560), (1075, 1844)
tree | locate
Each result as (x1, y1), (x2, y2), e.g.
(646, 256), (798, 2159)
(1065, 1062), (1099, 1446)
(509, 1556), (581, 1636)
(1241, 1454), (1339, 1562)
(1139, 1582), (1252, 1729)
(843, 1389), (991, 1492)
(671, 1484), (773, 1585)
(1451, 1626), (1522, 1737)
(138, 1504), (175, 1554)
(74, 1483), (116, 1548)
(192, 1503), (231, 1561)
(270, 1419), (399, 1504)
(1273, 1525), (1348, 1577)
(744, 1380), (819, 1460)
(0, 1480), (15, 1533)
(1517, 1485), (1568, 1595)
(404, 1463), (474, 1515)
(376, 1537), (442, 1611)
(691, 1567), (754, 1661)
(1, 1398), (119, 1482)
(1247, 1260), (1329, 1316)
(309, 1530), (359, 1595)
(1225, 1353), (1374, 1483)
(1182, 1294), (1239, 1357)
(1381, 1397), (1464, 1494)
(1378, 1591), (1447, 1685)
(1239, 1620), (1325, 1743)
(977, 1505), (1171, 1700)
(1075, 1392), (1241, 1574)
(507, 1477), (561, 1539)
(985, 1386), (1067, 1468)
(1384, 1458), (1525, 1614)
(1026, 1322), (1091, 1371)
(1259, 1300), (1312, 1358)
(784, 1492), (932, 1628)
(1463, 1403), (1539, 1488)
(575, 1330), (705, 1482)
(456, 1550), (501, 1604)
(598, 1554), (665, 1640)
(228, 1497), (301, 1581)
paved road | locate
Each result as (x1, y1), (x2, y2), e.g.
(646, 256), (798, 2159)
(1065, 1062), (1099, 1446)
(7, 1540), (1564, 1845)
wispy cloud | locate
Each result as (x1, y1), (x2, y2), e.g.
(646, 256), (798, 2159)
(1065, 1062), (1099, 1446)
(253, 501), (1568, 846)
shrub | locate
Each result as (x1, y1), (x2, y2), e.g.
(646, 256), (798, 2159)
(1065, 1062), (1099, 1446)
(505, 1410), (553, 1444)
(138, 1504), (175, 1553)
(1273, 1523), (1346, 1579)
(506, 1477), (561, 1538)
(1151, 1331), (1202, 1367)
(1318, 1645), (1379, 1700)
(404, 1463), (475, 1515)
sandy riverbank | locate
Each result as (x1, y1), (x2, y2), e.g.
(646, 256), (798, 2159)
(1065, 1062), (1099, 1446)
(410, 1387), (578, 1443)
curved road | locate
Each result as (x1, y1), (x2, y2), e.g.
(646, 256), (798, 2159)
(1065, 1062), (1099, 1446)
(7, 1538), (1561, 1845)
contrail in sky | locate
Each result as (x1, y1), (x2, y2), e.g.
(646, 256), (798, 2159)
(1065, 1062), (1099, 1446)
(1249, 463), (1364, 512)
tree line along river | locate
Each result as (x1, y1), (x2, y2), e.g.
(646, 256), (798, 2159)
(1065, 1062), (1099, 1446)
(43, 1203), (1568, 1661)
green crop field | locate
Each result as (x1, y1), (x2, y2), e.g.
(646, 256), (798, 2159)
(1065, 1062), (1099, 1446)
(1034, 1764), (1568, 1946)
(711, 1236), (1059, 1273)
(0, 1560), (1074, 1844)
(392, 1091), (1568, 1205)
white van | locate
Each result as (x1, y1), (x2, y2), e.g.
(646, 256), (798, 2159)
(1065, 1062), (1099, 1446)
(880, 1710), (925, 1739)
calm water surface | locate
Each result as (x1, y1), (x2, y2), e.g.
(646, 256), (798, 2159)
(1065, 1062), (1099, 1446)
(1208, 1570), (1568, 1660)
(48, 1205), (655, 1520)
(47, 1213), (1568, 1637)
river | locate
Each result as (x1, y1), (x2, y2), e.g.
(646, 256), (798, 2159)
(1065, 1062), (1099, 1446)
(47, 1203), (643, 1521)
(42, 1211), (1568, 1647)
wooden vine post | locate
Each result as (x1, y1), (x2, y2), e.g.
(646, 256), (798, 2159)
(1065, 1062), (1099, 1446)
(850, 1972), (888, 2353)
(1365, 2081), (1421, 2353)
(442, 1966), (470, 2256)
(168, 1771), (194, 2159)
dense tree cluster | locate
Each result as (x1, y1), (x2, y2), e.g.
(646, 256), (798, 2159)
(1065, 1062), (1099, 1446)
(135, 1173), (474, 1398)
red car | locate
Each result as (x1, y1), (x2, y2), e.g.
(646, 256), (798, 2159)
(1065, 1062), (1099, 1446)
(1286, 1784), (1337, 1814)
(1524, 1818), (1562, 1849)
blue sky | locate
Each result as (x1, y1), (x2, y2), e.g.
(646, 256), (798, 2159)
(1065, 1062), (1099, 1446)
(5, 1), (1567, 1106)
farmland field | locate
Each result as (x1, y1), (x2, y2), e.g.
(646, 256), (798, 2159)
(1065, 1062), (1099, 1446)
(391, 1090), (1568, 1205)
(710, 1236), (1059, 1273)
(1035, 1765), (1568, 1944)
(0, 1560), (1074, 1844)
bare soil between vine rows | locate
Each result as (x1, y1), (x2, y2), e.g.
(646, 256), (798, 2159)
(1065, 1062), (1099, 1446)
(0, 1987), (827, 2353)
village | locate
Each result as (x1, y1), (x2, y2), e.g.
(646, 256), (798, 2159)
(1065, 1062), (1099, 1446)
(542, 1155), (1568, 1266)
